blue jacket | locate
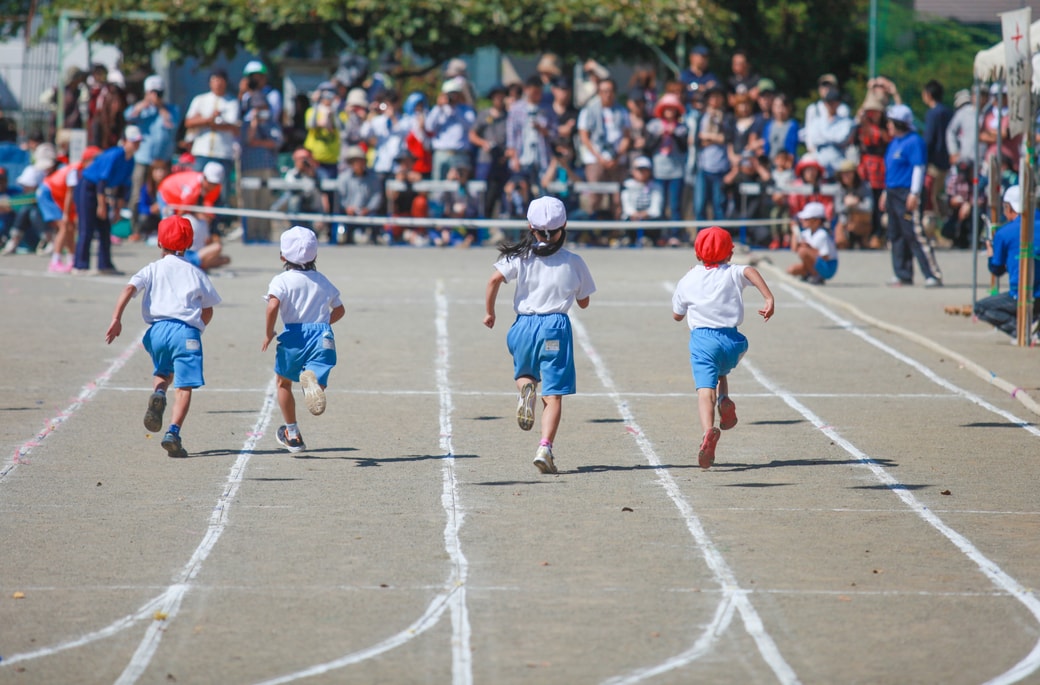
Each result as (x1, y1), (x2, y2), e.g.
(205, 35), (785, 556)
(81, 146), (135, 196)
(989, 210), (1040, 298)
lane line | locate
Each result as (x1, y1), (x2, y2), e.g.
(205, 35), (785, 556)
(2, 332), (144, 482)
(778, 283), (1040, 438)
(744, 359), (1040, 685)
(113, 377), (280, 684)
(572, 317), (800, 685)
(252, 280), (473, 685)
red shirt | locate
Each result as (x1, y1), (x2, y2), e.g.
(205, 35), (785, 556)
(158, 171), (221, 214)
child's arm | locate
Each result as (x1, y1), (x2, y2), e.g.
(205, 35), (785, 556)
(201, 306), (214, 326)
(744, 266), (775, 321)
(105, 284), (137, 344)
(484, 270), (506, 329)
(672, 311), (685, 322)
(261, 297), (279, 351)
(329, 304), (345, 325)
(576, 296), (590, 309)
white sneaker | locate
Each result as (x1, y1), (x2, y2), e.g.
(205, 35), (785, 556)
(924, 277), (943, 288)
(533, 445), (557, 474)
(300, 370), (326, 416)
(516, 383), (536, 431)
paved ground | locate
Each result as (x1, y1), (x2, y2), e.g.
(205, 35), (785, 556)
(1, 237), (1038, 685)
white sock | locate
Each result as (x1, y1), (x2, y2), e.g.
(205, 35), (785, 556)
(286, 422), (299, 438)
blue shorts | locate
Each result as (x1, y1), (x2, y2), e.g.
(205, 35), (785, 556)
(506, 313), (576, 396)
(275, 323), (337, 386)
(815, 257), (838, 280)
(143, 319), (205, 388)
(36, 185), (62, 223)
(688, 327), (748, 390)
(184, 250), (201, 269)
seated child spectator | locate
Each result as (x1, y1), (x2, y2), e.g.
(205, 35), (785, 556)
(833, 159), (874, 249)
(786, 153), (834, 236)
(767, 149), (796, 249)
(620, 156), (664, 246)
(271, 148), (323, 233)
(386, 150), (430, 246)
(336, 145), (382, 244)
(787, 201), (838, 284)
(434, 154), (481, 247)
(943, 160), (983, 249)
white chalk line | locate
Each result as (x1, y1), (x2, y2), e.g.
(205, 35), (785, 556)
(251, 280), (472, 685)
(1, 332), (144, 483)
(1, 378), (277, 670)
(571, 317), (800, 685)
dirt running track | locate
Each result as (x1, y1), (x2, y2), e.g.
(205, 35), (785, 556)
(1, 239), (1038, 685)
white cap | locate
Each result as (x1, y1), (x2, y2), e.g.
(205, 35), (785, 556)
(797, 201), (827, 221)
(887, 104), (915, 129)
(346, 88), (368, 108)
(16, 165), (44, 188)
(632, 156), (652, 170)
(33, 143), (57, 170)
(1004, 185), (1022, 214)
(280, 225), (318, 264)
(144, 75), (165, 93)
(442, 77), (466, 94)
(123, 125), (143, 142)
(526, 196), (567, 232)
(202, 161), (225, 184)
(243, 60), (266, 76)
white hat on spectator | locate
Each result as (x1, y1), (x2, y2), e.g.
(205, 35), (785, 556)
(346, 88), (368, 108)
(107, 70), (126, 88)
(16, 165), (44, 189)
(632, 156), (652, 170)
(280, 226), (318, 265)
(990, 82), (1008, 95)
(527, 196), (567, 232)
(442, 77), (467, 94)
(887, 104), (915, 129)
(797, 201), (827, 221)
(33, 143), (57, 170)
(144, 75), (165, 93)
(953, 89), (970, 109)
(123, 125), (143, 142)
(202, 161), (225, 184)
(1004, 185), (1022, 214)
(444, 58), (468, 78)
(343, 145), (367, 161)
(243, 60), (267, 76)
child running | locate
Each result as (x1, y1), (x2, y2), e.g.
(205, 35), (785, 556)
(105, 215), (222, 458)
(484, 196), (596, 474)
(262, 226), (345, 453)
(672, 226), (774, 469)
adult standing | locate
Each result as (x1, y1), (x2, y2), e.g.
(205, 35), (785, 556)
(804, 74), (851, 140)
(945, 89), (978, 166)
(577, 77), (631, 218)
(125, 74), (181, 240)
(805, 88), (853, 178)
(881, 104), (942, 287)
(506, 76), (557, 196)
(680, 44), (719, 107)
(921, 79), (953, 239)
(975, 185), (1040, 340)
(73, 126), (142, 274)
(425, 78), (476, 181)
(469, 84), (510, 219)
(726, 49), (760, 106)
(184, 68), (240, 200)
(240, 86), (283, 242)
(239, 60), (282, 123)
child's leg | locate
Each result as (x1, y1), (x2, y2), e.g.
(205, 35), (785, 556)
(697, 386), (717, 435)
(717, 375), (729, 399)
(153, 375), (170, 393)
(276, 375), (297, 426)
(515, 375), (537, 431)
(717, 374), (738, 430)
(540, 395), (562, 445)
(169, 387), (193, 428)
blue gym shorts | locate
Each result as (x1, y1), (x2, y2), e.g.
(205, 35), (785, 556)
(688, 327), (748, 390)
(36, 185), (63, 223)
(275, 322), (337, 386)
(506, 313), (576, 396)
(815, 257), (838, 280)
(143, 319), (205, 388)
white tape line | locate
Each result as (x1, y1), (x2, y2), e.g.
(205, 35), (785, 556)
(743, 359), (1040, 685)
(571, 317), (800, 685)
(2, 331), (144, 482)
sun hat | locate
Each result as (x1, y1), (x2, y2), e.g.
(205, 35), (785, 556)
(33, 143), (57, 170)
(280, 225), (318, 265)
(527, 196), (567, 232)
(887, 103), (915, 129)
(343, 145), (366, 162)
(797, 201), (827, 221)
(794, 154), (825, 176)
(15, 166), (44, 188)
(537, 53), (562, 77)
(346, 88), (369, 108)
(756, 78), (777, 94)
(442, 77), (467, 94)
(144, 75), (165, 93)
(632, 156), (653, 170)
(694, 226), (734, 266)
(953, 89), (971, 109)
(1004, 185), (1022, 214)
(202, 161), (225, 184)
(653, 93), (686, 119)
(836, 159), (857, 174)
(158, 215), (194, 253)
(123, 125), (143, 143)
(444, 58), (468, 78)
(81, 145), (102, 164)
(243, 60), (267, 76)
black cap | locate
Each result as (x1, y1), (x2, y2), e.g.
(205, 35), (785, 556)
(551, 76), (571, 90)
(210, 67), (228, 80)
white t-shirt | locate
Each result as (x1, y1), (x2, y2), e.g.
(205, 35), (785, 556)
(495, 249), (596, 315)
(672, 263), (752, 330)
(266, 269), (343, 324)
(800, 227), (837, 259)
(186, 91), (240, 160)
(128, 254), (222, 331)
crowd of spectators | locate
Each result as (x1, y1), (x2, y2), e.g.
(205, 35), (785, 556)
(0, 45), (1024, 264)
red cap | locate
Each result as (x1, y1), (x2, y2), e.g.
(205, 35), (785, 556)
(694, 226), (733, 267)
(158, 216), (194, 253)
(81, 146), (102, 164)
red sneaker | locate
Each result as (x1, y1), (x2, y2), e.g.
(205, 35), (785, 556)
(719, 397), (738, 430)
(698, 428), (721, 469)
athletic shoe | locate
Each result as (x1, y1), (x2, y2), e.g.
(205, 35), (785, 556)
(718, 397), (738, 431)
(275, 425), (306, 453)
(533, 445), (557, 474)
(300, 370), (326, 416)
(886, 277), (912, 287)
(48, 259), (72, 274)
(698, 428), (721, 469)
(923, 277), (943, 288)
(517, 383), (536, 431)
(143, 391), (167, 432)
(161, 431), (188, 458)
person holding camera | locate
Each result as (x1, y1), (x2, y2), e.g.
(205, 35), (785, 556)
(125, 74), (181, 241)
(184, 68), (240, 223)
(241, 87), (283, 241)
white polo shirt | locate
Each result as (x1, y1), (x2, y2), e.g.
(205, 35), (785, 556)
(495, 249), (596, 315)
(128, 254), (222, 331)
(266, 270), (343, 324)
(672, 263), (752, 330)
